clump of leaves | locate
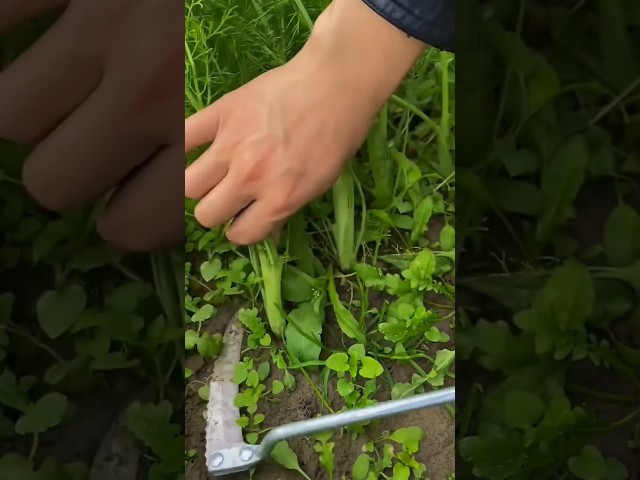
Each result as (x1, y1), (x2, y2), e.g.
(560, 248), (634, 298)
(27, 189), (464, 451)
(354, 427), (428, 480)
(326, 344), (384, 410)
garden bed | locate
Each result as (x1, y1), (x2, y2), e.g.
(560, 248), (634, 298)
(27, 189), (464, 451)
(183, 2), (456, 478)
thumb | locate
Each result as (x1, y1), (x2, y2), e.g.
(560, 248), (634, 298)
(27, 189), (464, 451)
(185, 100), (222, 153)
(0, 0), (69, 34)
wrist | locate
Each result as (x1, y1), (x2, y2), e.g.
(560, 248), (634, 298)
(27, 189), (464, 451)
(293, 0), (425, 110)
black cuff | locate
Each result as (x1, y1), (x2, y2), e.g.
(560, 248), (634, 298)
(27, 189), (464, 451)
(362, 0), (455, 52)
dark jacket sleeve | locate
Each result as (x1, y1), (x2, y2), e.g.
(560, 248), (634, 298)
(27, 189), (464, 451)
(362, 0), (454, 52)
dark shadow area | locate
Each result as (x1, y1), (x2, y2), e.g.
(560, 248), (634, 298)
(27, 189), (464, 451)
(0, 2), (184, 478)
(456, 0), (640, 478)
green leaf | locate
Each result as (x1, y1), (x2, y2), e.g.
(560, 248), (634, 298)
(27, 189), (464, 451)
(0, 453), (38, 479)
(197, 384), (210, 401)
(604, 202), (640, 266)
(359, 357), (384, 379)
(596, 0), (638, 90)
(107, 282), (150, 313)
(504, 390), (545, 430)
(327, 269), (366, 345)
(439, 224), (455, 252)
(352, 454), (370, 480)
(534, 259), (594, 328)
(354, 264), (386, 290)
(200, 259), (222, 282)
(270, 441), (310, 479)
(285, 302), (324, 364)
(411, 196), (434, 242)
(282, 267), (316, 303)
(185, 330), (199, 350)
(526, 56), (560, 111)
(389, 427), (425, 454)
(568, 445), (606, 480)
(596, 261), (640, 292)
(537, 135), (590, 243)
(326, 353), (349, 373)
(392, 463), (410, 480)
(15, 393), (67, 435)
(32, 219), (72, 263)
(487, 179), (542, 216)
(233, 363), (249, 385)
(348, 343), (366, 361)
(191, 304), (214, 323)
(272, 380), (284, 395)
(487, 23), (536, 75)
(257, 361), (271, 381)
(603, 458), (629, 480)
(283, 371), (296, 391)
(459, 434), (526, 479)
(433, 349), (455, 371)
(90, 352), (139, 370)
(127, 401), (183, 473)
(196, 333), (222, 359)
(246, 370), (259, 388)
(337, 378), (355, 396)
(0, 371), (30, 412)
(44, 357), (84, 385)
(425, 326), (450, 343)
(500, 148), (541, 177)
(37, 285), (87, 339)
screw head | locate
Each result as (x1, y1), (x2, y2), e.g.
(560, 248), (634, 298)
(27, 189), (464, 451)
(240, 448), (253, 462)
(211, 452), (224, 468)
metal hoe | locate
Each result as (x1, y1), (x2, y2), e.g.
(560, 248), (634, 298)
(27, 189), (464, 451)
(206, 314), (455, 477)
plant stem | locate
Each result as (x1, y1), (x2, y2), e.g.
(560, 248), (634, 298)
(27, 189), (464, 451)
(29, 433), (39, 462)
(1, 326), (64, 363)
(568, 384), (639, 403)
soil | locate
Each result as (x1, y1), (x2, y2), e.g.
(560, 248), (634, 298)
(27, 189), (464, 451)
(185, 298), (455, 480)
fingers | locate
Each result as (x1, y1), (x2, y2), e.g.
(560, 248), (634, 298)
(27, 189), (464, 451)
(22, 83), (160, 212)
(227, 199), (290, 245)
(97, 144), (183, 252)
(0, 5), (103, 143)
(0, 0), (69, 33)
(185, 102), (222, 152)
(193, 173), (254, 229)
(184, 145), (228, 199)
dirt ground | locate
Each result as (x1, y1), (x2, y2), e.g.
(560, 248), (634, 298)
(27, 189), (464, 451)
(185, 303), (455, 480)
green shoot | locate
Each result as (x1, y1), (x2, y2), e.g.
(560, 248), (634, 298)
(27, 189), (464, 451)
(249, 239), (286, 338)
(332, 165), (357, 272)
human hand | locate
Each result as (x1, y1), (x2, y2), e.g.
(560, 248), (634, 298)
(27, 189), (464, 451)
(0, 0), (183, 251)
(184, 57), (377, 245)
(185, 0), (425, 245)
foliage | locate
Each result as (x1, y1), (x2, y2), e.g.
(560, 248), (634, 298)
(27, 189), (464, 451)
(457, 0), (640, 478)
(184, 0), (455, 478)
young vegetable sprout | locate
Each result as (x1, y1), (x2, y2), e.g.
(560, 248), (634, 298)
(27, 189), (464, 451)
(249, 239), (286, 338)
(332, 166), (357, 272)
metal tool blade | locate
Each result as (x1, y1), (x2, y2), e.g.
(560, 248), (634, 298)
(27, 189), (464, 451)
(205, 312), (246, 473)
(209, 386), (455, 476)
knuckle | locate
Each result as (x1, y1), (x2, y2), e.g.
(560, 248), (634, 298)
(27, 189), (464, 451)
(268, 180), (299, 218)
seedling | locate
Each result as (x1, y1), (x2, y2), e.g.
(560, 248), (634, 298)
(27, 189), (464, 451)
(326, 344), (384, 411)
